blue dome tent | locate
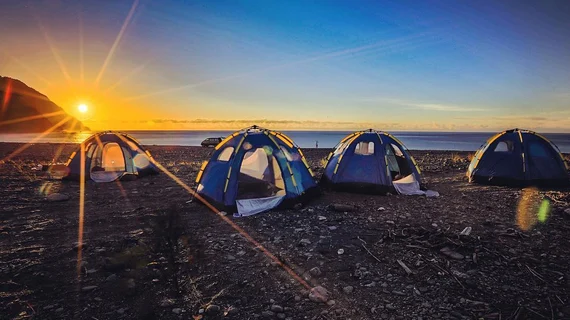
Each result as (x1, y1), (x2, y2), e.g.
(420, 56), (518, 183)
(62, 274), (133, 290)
(467, 128), (569, 187)
(64, 131), (159, 182)
(321, 129), (422, 194)
(195, 125), (318, 215)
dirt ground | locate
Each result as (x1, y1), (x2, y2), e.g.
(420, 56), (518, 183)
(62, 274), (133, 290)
(1, 143), (570, 320)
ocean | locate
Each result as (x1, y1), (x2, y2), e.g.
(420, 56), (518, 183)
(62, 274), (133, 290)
(1, 131), (570, 153)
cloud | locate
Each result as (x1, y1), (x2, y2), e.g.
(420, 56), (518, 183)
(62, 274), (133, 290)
(360, 97), (487, 112)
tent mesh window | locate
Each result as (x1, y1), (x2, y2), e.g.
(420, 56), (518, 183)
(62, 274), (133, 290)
(494, 141), (514, 152)
(354, 141), (374, 155)
(236, 148), (285, 200)
(218, 147), (234, 161)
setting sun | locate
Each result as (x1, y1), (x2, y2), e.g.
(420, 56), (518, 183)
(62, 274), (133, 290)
(78, 104), (88, 114)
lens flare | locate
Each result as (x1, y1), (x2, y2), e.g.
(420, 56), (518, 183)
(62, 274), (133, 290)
(537, 199), (550, 223)
(516, 187), (547, 231)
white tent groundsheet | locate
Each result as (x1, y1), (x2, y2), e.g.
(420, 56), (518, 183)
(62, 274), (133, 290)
(393, 174), (439, 197)
(90, 171), (125, 183)
(234, 195), (285, 217)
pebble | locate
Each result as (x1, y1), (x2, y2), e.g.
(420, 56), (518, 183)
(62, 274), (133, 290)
(564, 208), (570, 215)
(47, 193), (70, 202)
(160, 299), (175, 307)
(262, 311), (275, 318)
(327, 300), (336, 306)
(377, 207), (386, 211)
(206, 304), (221, 314)
(337, 249), (344, 255)
(277, 313), (286, 319)
(81, 286), (97, 291)
(331, 203), (356, 212)
(294, 295), (301, 302)
(117, 308), (126, 314)
(55, 308), (64, 313)
(309, 267), (322, 277)
(343, 286), (354, 294)
(271, 305), (284, 313)
(328, 226), (337, 230)
(106, 274), (117, 282)
(172, 308), (182, 314)
(318, 216), (327, 221)
(126, 278), (136, 289)
(227, 255), (236, 260)
(299, 239), (311, 246)
(94, 297), (102, 302)
(309, 286), (329, 303)
(386, 304), (396, 311)
(440, 247), (464, 260)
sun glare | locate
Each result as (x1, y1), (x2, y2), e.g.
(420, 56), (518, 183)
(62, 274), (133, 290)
(78, 104), (88, 113)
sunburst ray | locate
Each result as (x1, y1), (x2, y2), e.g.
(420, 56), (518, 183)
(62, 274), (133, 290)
(94, 0), (139, 87)
(151, 159), (312, 290)
(1, 116), (71, 162)
(0, 111), (65, 127)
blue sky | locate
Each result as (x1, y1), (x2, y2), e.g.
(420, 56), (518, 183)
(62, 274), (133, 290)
(1, 0), (569, 131)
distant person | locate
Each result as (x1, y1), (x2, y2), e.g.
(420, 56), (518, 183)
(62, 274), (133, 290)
(315, 140), (319, 148)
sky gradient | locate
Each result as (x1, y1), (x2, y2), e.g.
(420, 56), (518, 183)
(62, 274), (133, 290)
(1, 0), (569, 131)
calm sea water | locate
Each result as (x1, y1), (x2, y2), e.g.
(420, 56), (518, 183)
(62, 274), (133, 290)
(1, 131), (570, 152)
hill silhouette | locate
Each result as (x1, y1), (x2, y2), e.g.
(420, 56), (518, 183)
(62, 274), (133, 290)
(0, 76), (89, 133)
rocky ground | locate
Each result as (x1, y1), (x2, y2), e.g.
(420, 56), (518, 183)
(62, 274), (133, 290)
(1, 143), (570, 320)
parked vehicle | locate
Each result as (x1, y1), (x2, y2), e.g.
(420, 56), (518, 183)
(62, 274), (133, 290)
(201, 137), (224, 147)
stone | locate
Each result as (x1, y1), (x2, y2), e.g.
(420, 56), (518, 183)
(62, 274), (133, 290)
(337, 249), (344, 255)
(277, 313), (286, 319)
(47, 193), (70, 202)
(328, 226), (337, 230)
(309, 286), (329, 303)
(172, 308), (182, 314)
(377, 207), (386, 211)
(81, 285), (97, 291)
(160, 299), (175, 307)
(206, 304), (221, 314)
(318, 216), (327, 221)
(331, 203), (356, 212)
(126, 278), (136, 289)
(106, 274), (117, 282)
(55, 308), (64, 313)
(343, 286), (354, 294)
(237, 250), (246, 256)
(440, 247), (464, 260)
(309, 267), (322, 277)
(94, 297), (102, 302)
(271, 305), (284, 313)
(327, 300), (336, 306)
(226, 255), (236, 261)
(299, 239), (311, 247)
(386, 304), (396, 311)
(117, 308), (126, 314)
(294, 295), (301, 302)
(262, 311), (275, 318)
